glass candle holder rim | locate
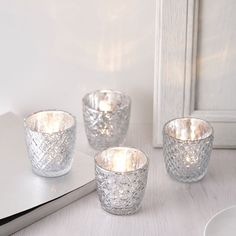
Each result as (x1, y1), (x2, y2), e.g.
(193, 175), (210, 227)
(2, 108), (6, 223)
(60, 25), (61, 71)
(95, 146), (149, 174)
(163, 117), (214, 142)
(24, 109), (76, 134)
(82, 89), (131, 113)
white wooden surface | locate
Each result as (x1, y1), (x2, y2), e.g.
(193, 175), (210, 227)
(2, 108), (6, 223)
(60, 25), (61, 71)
(13, 124), (236, 236)
(153, 0), (236, 148)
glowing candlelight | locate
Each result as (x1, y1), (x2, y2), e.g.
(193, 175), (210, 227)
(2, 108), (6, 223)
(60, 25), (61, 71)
(24, 110), (76, 177)
(111, 149), (135, 172)
(98, 100), (113, 112)
(83, 90), (131, 150)
(95, 147), (149, 215)
(163, 117), (214, 182)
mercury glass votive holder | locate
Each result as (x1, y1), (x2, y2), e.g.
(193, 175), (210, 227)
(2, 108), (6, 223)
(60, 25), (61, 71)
(83, 90), (131, 150)
(163, 117), (214, 183)
(24, 110), (76, 177)
(95, 147), (149, 215)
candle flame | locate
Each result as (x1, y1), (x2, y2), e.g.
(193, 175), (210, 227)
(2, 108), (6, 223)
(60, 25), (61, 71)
(99, 100), (113, 112)
(111, 150), (135, 172)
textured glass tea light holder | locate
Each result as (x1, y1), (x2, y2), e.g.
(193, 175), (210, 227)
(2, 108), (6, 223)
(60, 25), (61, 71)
(24, 110), (76, 177)
(163, 117), (214, 183)
(83, 90), (131, 150)
(95, 147), (149, 215)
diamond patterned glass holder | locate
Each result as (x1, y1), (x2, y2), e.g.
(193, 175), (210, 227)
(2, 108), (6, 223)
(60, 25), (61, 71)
(163, 118), (214, 183)
(24, 110), (76, 177)
(83, 90), (131, 150)
(95, 147), (149, 215)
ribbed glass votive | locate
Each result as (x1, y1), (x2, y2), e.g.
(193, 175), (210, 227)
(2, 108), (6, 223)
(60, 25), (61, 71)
(95, 147), (149, 215)
(24, 110), (76, 177)
(163, 117), (214, 183)
(83, 90), (131, 150)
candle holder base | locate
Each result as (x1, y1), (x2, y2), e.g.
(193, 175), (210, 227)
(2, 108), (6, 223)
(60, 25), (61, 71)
(32, 164), (72, 178)
(101, 204), (141, 216)
(87, 138), (124, 151)
(166, 167), (208, 183)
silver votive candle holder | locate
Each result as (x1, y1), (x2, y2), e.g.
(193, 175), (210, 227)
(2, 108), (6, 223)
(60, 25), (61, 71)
(95, 147), (149, 215)
(163, 117), (214, 183)
(83, 90), (131, 150)
(24, 110), (76, 177)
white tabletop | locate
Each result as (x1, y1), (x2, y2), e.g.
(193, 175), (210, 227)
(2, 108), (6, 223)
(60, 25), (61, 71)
(13, 124), (236, 236)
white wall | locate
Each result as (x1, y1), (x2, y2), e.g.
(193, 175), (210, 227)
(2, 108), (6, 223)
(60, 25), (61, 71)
(0, 0), (155, 123)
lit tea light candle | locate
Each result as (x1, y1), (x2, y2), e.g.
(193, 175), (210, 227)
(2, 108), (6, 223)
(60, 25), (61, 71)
(83, 90), (131, 150)
(95, 147), (149, 215)
(98, 100), (114, 112)
(163, 117), (214, 183)
(24, 110), (76, 177)
(111, 149), (136, 172)
(34, 113), (63, 134)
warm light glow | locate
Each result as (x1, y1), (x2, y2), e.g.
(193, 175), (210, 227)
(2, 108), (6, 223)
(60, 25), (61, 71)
(165, 118), (212, 141)
(112, 150), (134, 172)
(180, 129), (187, 140)
(185, 154), (198, 167)
(190, 125), (197, 141)
(186, 156), (191, 163)
(95, 147), (148, 173)
(190, 131), (196, 141)
(99, 100), (114, 112)
(42, 120), (61, 133)
(35, 113), (61, 133)
(26, 111), (75, 134)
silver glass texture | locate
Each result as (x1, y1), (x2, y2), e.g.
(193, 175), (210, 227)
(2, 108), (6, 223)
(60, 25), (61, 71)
(163, 117), (214, 183)
(83, 90), (131, 150)
(24, 110), (76, 177)
(95, 147), (148, 215)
